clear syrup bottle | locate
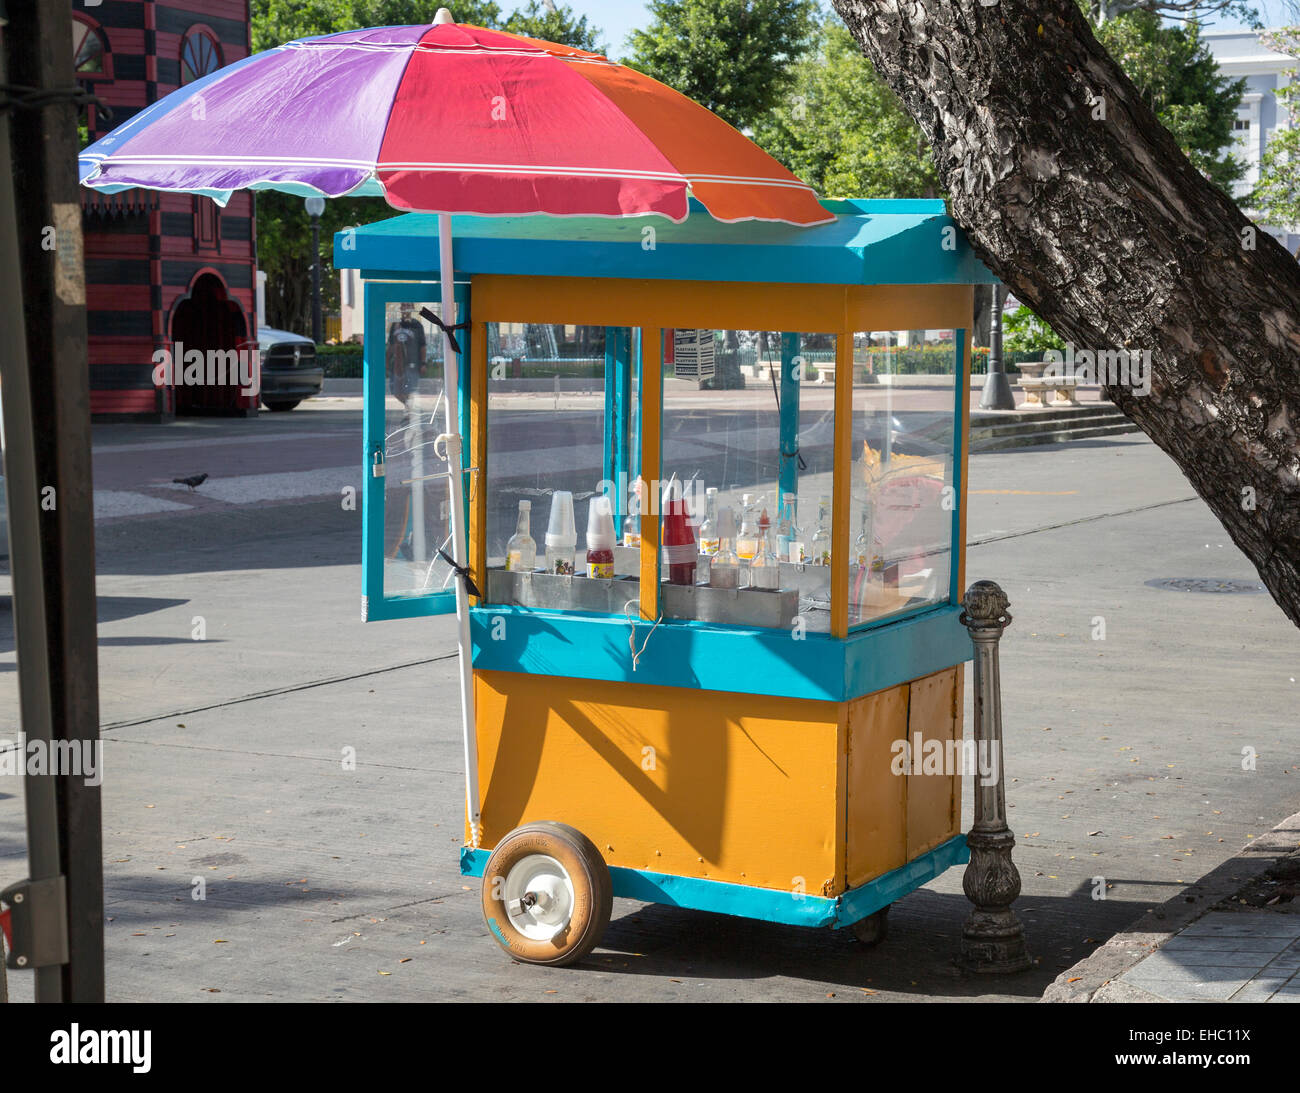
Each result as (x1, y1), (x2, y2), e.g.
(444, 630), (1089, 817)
(778, 491), (805, 563)
(853, 506), (877, 570)
(698, 486), (720, 556)
(810, 495), (831, 566)
(708, 505), (741, 589)
(622, 477), (642, 548)
(748, 508), (781, 591)
(505, 500), (536, 571)
(736, 493), (760, 561)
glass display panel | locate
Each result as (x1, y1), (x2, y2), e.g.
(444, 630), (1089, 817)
(847, 328), (958, 627)
(380, 298), (458, 601)
(483, 323), (641, 613)
(660, 328), (837, 632)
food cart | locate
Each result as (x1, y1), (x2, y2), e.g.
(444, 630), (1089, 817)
(337, 198), (998, 965)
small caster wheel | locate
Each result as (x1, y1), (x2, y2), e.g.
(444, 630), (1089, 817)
(850, 907), (889, 947)
(481, 821), (612, 967)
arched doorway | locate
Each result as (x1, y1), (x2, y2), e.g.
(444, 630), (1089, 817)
(169, 273), (253, 414)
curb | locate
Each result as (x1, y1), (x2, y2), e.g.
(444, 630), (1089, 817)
(1039, 808), (1300, 1002)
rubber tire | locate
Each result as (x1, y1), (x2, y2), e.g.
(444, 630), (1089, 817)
(481, 822), (612, 967)
(263, 399), (301, 411)
(850, 907), (889, 947)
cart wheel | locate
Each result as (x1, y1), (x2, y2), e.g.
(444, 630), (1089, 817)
(481, 822), (612, 967)
(850, 907), (889, 947)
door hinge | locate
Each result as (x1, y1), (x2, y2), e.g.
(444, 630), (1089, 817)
(0, 875), (70, 970)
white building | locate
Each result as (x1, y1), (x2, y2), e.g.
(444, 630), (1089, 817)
(1205, 29), (1299, 254)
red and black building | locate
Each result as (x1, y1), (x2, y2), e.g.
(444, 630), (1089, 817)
(76, 1), (258, 420)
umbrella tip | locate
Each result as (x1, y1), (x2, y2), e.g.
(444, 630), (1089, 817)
(434, 7), (454, 23)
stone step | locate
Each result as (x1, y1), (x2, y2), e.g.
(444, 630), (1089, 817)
(971, 418), (1141, 452)
(971, 403), (1119, 425)
(973, 409), (1125, 439)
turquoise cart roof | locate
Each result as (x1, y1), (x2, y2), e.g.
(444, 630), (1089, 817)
(334, 198), (998, 287)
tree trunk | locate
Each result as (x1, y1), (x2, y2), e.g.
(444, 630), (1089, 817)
(833, 0), (1300, 625)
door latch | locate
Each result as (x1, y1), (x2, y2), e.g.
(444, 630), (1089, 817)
(0, 876), (69, 970)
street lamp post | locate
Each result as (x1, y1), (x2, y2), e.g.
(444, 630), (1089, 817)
(979, 284), (1015, 410)
(959, 580), (1032, 973)
(305, 195), (325, 344)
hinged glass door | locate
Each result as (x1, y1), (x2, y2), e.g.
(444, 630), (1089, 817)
(361, 280), (470, 621)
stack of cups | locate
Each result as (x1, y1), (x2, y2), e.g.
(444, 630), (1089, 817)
(545, 491), (577, 575)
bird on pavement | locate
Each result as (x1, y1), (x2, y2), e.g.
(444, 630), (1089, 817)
(173, 473), (209, 491)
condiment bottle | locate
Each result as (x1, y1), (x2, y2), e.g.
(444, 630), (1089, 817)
(585, 495), (616, 578)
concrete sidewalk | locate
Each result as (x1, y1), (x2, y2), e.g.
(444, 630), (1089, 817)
(1044, 811), (1300, 1002)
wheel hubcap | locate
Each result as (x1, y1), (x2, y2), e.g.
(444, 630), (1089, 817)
(503, 854), (575, 942)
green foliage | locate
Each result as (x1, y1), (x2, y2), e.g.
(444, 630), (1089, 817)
(316, 343), (365, 377)
(752, 20), (937, 199)
(1002, 305), (1067, 355)
(501, 1), (602, 51)
(626, 0), (819, 131)
(251, 1), (505, 52)
(1251, 28), (1300, 249)
(1092, 11), (1247, 192)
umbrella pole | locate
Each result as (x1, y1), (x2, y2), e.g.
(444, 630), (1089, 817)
(437, 211), (481, 847)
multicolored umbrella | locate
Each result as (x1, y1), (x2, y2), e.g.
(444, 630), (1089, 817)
(78, 10), (832, 846)
(79, 19), (831, 226)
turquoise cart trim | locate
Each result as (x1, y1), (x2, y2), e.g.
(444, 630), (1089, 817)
(335, 199), (998, 287)
(361, 280), (471, 623)
(949, 330), (967, 608)
(470, 602), (972, 702)
(778, 333), (801, 518)
(602, 327), (634, 524)
(460, 833), (968, 929)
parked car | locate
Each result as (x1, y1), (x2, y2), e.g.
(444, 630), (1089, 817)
(257, 326), (323, 411)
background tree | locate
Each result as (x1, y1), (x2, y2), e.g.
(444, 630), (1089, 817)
(752, 20), (938, 199)
(1082, 0), (1264, 23)
(627, 0), (819, 130)
(249, 0), (601, 332)
(830, 0), (1300, 625)
(1002, 304), (1068, 355)
(1093, 10), (1245, 191)
(1252, 27), (1300, 255)
(502, 0), (602, 51)
(251, 1), (505, 53)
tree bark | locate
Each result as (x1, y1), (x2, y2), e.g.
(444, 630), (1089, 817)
(832, 0), (1300, 625)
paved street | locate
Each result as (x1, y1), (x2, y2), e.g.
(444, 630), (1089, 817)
(1, 401), (1297, 1002)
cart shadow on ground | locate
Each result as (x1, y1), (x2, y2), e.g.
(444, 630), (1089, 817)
(0, 594), (194, 661)
(563, 882), (1163, 998)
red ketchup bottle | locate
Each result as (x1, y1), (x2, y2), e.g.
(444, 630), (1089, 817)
(661, 478), (698, 586)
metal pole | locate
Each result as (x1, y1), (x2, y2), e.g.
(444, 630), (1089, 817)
(979, 284), (1015, 410)
(311, 214), (323, 344)
(959, 580), (1031, 973)
(438, 210), (481, 846)
(0, 33), (63, 1004)
(3, 0), (105, 1001)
